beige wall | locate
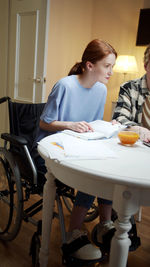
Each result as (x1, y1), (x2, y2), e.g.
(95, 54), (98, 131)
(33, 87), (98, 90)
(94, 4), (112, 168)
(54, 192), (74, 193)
(91, 0), (145, 120)
(0, 0), (9, 136)
(1, 0), (150, 121)
(46, 0), (93, 98)
(45, 0), (149, 120)
(0, 0), (9, 97)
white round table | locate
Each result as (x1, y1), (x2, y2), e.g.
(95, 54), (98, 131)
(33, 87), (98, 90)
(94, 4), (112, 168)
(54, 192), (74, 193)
(38, 136), (150, 267)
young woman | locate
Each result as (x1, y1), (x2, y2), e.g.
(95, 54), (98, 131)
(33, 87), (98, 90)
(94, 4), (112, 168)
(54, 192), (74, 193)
(36, 39), (117, 263)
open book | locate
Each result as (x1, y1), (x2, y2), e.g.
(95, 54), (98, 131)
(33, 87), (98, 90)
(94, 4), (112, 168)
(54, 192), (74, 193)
(63, 120), (126, 140)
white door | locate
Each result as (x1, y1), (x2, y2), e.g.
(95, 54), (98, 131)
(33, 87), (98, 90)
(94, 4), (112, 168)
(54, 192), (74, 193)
(8, 0), (50, 103)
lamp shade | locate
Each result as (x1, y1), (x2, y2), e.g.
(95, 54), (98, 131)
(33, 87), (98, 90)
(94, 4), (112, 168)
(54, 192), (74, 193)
(113, 55), (138, 74)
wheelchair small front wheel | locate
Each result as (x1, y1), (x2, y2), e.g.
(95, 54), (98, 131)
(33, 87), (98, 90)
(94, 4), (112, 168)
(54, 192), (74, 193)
(0, 150), (23, 241)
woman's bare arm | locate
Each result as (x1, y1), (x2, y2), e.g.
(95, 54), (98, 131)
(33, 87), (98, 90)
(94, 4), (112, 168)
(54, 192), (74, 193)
(39, 120), (94, 133)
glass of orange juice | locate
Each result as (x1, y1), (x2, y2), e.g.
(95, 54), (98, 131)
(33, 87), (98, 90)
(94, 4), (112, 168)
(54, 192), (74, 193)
(118, 131), (139, 145)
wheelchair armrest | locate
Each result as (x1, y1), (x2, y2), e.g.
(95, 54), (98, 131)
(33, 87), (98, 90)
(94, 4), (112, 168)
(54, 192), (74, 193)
(0, 96), (10, 104)
(1, 133), (28, 146)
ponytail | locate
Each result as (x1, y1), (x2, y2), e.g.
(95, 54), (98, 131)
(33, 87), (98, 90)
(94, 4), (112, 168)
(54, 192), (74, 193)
(68, 39), (117, 76)
(68, 62), (84, 76)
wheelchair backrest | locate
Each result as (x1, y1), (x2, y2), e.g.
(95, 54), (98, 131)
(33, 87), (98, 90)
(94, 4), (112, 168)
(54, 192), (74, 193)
(8, 100), (45, 152)
(4, 99), (46, 185)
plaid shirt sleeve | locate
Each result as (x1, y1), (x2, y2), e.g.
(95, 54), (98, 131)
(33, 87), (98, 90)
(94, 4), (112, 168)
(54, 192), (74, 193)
(112, 81), (141, 126)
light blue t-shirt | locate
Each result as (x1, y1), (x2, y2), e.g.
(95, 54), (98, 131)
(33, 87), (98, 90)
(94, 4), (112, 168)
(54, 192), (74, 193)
(37, 75), (107, 141)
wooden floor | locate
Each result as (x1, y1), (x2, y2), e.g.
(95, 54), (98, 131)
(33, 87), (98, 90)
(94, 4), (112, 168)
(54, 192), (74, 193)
(0, 195), (150, 267)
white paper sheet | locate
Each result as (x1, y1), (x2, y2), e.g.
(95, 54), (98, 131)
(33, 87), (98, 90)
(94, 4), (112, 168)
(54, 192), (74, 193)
(38, 133), (117, 161)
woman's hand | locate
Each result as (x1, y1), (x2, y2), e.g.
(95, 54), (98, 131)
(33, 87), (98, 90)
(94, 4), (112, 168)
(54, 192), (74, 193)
(68, 121), (94, 133)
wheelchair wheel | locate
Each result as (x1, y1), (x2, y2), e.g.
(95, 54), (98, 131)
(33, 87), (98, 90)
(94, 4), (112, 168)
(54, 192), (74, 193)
(62, 192), (99, 222)
(0, 149), (23, 241)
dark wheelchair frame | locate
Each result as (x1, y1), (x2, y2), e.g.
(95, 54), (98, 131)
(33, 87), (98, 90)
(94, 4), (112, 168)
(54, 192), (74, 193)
(0, 96), (99, 267)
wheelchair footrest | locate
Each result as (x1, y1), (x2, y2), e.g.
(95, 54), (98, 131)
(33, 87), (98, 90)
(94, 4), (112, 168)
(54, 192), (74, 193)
(100, 229), (141, 253)
(129, 235), (141, 252)
(92, 224), (141, 254)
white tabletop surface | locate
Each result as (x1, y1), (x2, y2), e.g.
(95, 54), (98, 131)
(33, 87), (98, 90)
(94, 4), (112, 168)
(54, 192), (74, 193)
(38, 136), (150, 189)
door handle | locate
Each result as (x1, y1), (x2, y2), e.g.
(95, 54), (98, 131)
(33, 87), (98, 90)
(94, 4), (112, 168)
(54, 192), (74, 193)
(33, 77), (46, 83)
(33, 77), (42, 83)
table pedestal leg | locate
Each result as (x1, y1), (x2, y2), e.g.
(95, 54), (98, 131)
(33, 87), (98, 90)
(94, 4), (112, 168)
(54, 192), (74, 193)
(109, 185), (140, 267)
(39, 170), (56, 267)
(109, 215), (131, 267)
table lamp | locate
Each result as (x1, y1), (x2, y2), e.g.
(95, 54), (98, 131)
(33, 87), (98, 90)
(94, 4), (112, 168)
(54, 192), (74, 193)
(113, 55), (138, 81)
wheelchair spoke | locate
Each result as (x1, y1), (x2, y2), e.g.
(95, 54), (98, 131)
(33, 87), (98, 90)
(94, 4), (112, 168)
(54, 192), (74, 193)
(0, 154), (23, 240)
(0, 192), (11, 203)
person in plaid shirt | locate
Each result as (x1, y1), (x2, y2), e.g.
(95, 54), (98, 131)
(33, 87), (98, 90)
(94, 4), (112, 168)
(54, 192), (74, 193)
(113, 44), (150, 142)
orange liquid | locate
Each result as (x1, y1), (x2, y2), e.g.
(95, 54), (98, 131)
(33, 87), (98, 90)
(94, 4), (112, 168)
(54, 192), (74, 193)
(118, 131), (139, 145)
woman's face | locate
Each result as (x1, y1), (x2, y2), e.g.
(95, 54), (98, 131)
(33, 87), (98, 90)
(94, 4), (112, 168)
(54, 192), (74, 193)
(90, 53), (116, 84)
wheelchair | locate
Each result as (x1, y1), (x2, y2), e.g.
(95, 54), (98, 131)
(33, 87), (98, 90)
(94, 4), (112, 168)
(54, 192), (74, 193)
(0, 96), (99, 267)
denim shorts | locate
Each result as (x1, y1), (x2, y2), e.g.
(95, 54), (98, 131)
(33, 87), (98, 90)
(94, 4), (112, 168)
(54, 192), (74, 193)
(74, 191), (112, 209)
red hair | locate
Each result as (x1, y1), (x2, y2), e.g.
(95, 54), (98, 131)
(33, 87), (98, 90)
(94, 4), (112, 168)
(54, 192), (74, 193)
(68, 39), (117, 75)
